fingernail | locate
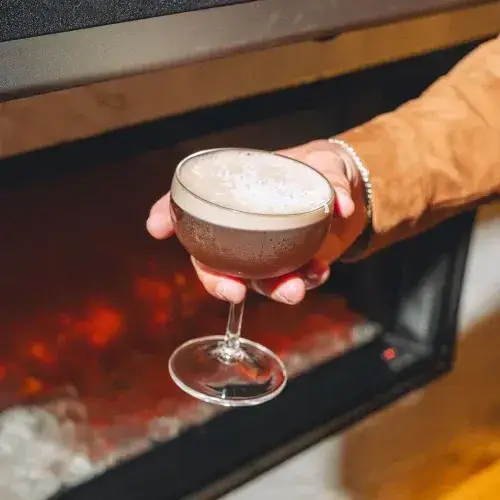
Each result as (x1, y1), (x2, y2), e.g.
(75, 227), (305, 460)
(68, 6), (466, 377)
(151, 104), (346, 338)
(147, 213), (166, 231)
(304, 268), (320, 282)
(275, 290), (298, 305)
(335, 189), (355, 218)
(304, 268), (330, 290)
(215, 282), (229, 301)
(147, 212), (160, 224)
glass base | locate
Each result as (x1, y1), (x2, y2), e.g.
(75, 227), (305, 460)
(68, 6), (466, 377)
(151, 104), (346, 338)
(169, 335), (287, 407)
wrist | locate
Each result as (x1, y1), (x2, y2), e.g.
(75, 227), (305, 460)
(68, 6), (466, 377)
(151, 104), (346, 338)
(323, 139), (368, 233)
(350, 172), (369, 237)
(326, 137), (373, 260)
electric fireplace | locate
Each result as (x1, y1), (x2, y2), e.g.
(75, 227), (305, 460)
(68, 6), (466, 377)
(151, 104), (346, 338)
(0, 42), (481, 500)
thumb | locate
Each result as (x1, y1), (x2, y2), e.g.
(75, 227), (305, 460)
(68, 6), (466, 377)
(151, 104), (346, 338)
(279, 145), (355, 218)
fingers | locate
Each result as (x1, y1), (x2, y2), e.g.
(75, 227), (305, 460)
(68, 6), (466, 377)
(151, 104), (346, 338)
(146, 142), (340, 307)
(326, 162), (355, 218)
(190, 257), (330, 306)
(277, 141), (355, 218)
(251, 258), (330, 305)
(147, 195), (247, 303)
(191, 257), (247, 304)
(146, 192), (175, 239)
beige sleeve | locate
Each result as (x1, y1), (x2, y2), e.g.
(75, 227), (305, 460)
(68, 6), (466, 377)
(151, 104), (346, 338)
(338, 35), (500, 257)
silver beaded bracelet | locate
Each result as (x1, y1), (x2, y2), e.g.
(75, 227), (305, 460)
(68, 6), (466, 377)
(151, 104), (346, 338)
(328, 137), (373, 221)
(327, 137), (374, 259)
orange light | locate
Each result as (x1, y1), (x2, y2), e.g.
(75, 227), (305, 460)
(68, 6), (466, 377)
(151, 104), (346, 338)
(383, 347), (397, 361)
(135, 277), (172, 300)
(153, 311), (169, 325)
(29, 342), (55, 364)
(173, 273), (187, 287)
(87, 307), (122, 347)
(22, 377), (43, 395)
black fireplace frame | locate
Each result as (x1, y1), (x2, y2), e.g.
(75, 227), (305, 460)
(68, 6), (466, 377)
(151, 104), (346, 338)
(0, 42), (480, 500)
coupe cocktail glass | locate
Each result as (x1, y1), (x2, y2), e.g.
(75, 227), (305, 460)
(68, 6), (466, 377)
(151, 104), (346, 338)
(168, 148), (334, 406)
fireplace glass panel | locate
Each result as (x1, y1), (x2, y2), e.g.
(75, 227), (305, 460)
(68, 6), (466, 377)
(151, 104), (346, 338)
(0, 40), (482, 500)
(0, 120), (378, 499)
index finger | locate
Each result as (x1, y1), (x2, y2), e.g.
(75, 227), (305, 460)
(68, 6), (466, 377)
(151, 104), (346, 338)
(146, 192), (175, 239)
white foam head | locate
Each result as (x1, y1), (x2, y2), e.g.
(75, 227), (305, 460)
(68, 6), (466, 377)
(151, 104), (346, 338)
(171, 148), (334, 230)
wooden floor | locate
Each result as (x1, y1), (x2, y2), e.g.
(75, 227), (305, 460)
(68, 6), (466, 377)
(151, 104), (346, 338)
(340, 309), (500, 499)
(354, 427), (500, 499)
(443, 459), (500, 500)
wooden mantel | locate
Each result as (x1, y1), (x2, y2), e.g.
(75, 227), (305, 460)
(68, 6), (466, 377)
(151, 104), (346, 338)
(0, 3), (499, 159)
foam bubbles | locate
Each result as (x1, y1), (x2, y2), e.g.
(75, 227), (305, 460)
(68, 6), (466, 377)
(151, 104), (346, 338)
(177, 149), (332, 215)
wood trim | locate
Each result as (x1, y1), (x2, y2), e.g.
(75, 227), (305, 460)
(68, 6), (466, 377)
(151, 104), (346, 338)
(1, 3), (499, 159)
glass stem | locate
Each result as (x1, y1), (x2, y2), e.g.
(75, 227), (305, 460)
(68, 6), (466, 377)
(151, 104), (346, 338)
(224, 299), (245, 351)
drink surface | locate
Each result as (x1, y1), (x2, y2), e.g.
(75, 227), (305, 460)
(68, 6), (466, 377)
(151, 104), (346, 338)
(172, 149), (333, 231)
(177, 148), (331, 214)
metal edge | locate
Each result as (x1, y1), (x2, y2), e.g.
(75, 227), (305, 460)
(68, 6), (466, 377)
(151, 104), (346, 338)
(0, 0), (494, 99)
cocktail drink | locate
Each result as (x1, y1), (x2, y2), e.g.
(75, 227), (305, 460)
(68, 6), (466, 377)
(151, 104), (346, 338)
(169, 148), (334, 406)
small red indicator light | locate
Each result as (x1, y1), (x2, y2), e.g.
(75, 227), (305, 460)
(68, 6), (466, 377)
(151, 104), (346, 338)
(383, 347), (397, 361)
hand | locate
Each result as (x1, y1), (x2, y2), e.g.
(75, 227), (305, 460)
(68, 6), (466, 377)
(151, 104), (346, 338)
(146, 140), (367, 305)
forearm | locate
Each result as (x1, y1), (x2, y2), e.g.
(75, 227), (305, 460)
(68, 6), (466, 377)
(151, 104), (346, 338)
(339, 36), (500, 257)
